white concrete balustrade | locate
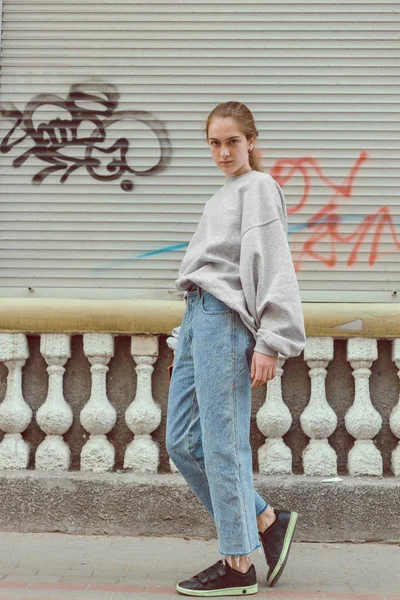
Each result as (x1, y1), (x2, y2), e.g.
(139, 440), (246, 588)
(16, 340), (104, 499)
(0, 332), (399, 476)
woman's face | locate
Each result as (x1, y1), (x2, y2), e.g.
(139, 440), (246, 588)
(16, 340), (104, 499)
(207, 117), (255, 177)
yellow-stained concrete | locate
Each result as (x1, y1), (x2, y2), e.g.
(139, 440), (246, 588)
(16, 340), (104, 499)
(302, 303), (400, 339)
(0, 298), (399, 338)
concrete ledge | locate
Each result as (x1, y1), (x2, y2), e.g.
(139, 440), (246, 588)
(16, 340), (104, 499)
(0, 471), (399, 543)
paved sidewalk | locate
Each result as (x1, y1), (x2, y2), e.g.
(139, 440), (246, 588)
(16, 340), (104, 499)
(0, 532), (398, 600)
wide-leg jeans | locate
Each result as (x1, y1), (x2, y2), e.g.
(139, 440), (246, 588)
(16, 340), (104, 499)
(166, 285), (269, 557)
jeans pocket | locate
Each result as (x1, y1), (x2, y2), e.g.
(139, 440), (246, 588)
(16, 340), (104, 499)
(200, 291), (232, 314)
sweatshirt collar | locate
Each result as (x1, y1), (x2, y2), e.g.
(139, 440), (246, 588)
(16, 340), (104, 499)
(223, 169), (255, 183)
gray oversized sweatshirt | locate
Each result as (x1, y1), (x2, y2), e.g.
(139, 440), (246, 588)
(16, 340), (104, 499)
(175, 169), (306, 358)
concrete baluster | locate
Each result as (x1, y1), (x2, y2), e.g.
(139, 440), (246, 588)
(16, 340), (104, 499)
(80, 333), (116, 472)
(124, 336), (161, 473)
(300, 337), (337, 476)
(256, 356), (292, 474)
(390, 339), (400, 476)
(345, 338), (382, 476)
(35, 334), (72, 471)
(0, 333), (32, 469)
(166, 326), (180, 473)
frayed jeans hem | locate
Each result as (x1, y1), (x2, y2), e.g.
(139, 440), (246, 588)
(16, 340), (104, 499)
(219, 541), (261, 557)
(256, 501), (269, 516)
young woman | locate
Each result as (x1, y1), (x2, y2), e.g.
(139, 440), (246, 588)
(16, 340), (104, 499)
(166, 101), (306, 597)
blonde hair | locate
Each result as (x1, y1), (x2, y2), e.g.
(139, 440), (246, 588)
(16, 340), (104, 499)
(204, 101), (264, 172)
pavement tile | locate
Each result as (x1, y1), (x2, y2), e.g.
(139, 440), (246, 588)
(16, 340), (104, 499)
(0, 533), (398, 599)
(7, 569), (40, 577)
(116, 574), (151, 584)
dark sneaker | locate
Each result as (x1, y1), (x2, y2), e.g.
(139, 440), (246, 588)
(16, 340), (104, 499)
(176, 559), (258, 597)
(259, 509), (298, 587)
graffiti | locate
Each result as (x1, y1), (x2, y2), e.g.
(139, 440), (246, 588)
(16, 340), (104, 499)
(94, 150), (400, 273)
(270, 152), (400, 269)
(1, 83), (396, 271)
(109, 151), (397, 273)
(0, 83), (172, 191)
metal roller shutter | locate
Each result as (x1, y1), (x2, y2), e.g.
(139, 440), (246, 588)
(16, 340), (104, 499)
(0, 0), (399, 302)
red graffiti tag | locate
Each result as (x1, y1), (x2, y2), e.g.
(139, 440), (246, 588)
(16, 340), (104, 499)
(270, 152), (400, 270)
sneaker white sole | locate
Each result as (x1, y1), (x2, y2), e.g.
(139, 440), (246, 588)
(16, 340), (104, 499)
(176, 583), (258, 596)
(266, 511), (298, 587)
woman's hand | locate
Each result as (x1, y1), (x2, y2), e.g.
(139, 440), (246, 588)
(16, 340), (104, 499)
(250, 351), (277, 389)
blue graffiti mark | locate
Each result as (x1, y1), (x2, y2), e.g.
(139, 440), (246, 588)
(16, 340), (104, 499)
(94, 243), (189, 271)
(290, 222), (315, 234)
(92, 213), (400, 272)
(136, 243), (189, 258)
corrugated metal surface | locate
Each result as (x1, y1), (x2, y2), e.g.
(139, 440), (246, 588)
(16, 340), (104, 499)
(0, 0), (399, 302)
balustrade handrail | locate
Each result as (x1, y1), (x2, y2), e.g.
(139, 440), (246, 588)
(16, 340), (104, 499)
(0, 299), (399, 338)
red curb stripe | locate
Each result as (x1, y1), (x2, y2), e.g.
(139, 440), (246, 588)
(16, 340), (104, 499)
(146, 586), (177, 594)
(20, 597), (77, 600)
(326, 595), (385, 600)
(268, 592), (324, 599)
(88, 583), (147, 593)
(0, 582), (29, 589)
(30, 583), (88, 591)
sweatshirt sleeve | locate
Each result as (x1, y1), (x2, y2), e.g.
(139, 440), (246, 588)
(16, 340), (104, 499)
(239, 207), (306, 359)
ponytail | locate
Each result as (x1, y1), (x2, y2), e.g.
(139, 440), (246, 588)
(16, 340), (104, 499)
(248, 146), (264, 172)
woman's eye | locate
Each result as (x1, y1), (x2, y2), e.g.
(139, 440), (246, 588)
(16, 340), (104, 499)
(210, 140), (237, 146)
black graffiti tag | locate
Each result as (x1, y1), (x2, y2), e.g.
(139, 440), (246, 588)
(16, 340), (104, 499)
(0, 82), (172, 191)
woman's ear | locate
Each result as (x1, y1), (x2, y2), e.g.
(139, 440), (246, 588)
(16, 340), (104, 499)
(247, 136), (256, 150)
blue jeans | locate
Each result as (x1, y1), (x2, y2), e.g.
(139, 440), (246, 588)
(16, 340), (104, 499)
(166, 285), (269, 557)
